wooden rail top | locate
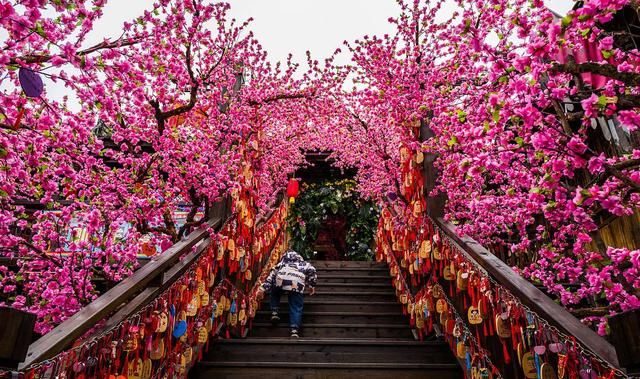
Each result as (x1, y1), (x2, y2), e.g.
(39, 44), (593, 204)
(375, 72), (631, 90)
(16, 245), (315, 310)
(19, 193), (285, 370)
(433, 217), (621, 369)
(20, 204), (228, 369)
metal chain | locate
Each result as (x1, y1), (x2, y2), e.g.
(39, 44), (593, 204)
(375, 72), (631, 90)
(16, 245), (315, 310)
(14, 205), (288, 377)
(381, 232), (504, 378)
(20, 254), (208, 373)
(437, 289), (504, 379)
(431, 222), (631, 379)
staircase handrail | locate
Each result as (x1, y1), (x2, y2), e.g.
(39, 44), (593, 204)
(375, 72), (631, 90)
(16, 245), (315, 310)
(431, 216), (622, 371)
(18, 198), (232, 369)
(15, 195), (288, 377)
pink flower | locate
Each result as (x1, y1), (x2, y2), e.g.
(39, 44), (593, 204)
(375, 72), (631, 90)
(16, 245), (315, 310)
(598, 36), (614, 51)
(567, 136), (588, 155)
(617, 110), (640, 132)
(587, 154), (605, 174)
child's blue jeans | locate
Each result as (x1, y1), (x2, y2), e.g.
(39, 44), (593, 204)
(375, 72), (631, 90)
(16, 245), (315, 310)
(269, 287), (304, 329)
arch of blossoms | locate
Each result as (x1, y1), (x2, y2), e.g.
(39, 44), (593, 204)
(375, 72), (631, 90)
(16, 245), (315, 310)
(1, 0), (640, 378)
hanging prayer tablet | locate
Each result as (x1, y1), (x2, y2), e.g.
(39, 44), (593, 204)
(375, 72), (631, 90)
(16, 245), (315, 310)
(522, 352), (538, 378)
(150, 339), (164, 360)
(468, 306), (482, 325)
(141, 359), (152, 379)
(456, 342), (466, 359)
(495, 315), (511, 338)
(127, 359), (143, 379)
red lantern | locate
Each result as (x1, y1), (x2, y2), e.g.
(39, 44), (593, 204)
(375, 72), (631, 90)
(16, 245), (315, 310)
(286, 179), (299, 203)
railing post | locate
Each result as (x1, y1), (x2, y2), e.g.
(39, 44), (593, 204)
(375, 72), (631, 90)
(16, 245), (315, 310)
(419, 119), (446, 218)
(0, 307), (36, 369)
(208, 196), (231, 221)
(608, 309), (640, 376)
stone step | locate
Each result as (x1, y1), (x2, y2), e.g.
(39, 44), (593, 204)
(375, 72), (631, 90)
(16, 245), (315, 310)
(316, 275), (391, 284)
(314, 283), (394, 292)
(266, 291), (397, 302)
(191, 261), (461, 378)
(206, 338), (452, 364)
(191, 362), (462, 379)
(254, 311), (407, 325)
(249, 323), (414, 339)
(310, 261), (387, 269)
(314, 268), (389, 276)
(262, 300), (404, 313)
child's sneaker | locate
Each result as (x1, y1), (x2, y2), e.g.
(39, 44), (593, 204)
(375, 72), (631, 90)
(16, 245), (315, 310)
(290, 328), (299, 338)
(270, 311), (280, 324)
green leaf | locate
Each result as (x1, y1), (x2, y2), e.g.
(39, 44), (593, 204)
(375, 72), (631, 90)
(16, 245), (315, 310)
(462, 18), (472, 34)
(34, 21), (46, 37)
(492, 109), (500, 123)
(561, 15), (573, 28)
(597, 95), (608, 108)
(514, 136), (524, 146)
(447, 135), (459, 147)
(456, 110), (467, 123)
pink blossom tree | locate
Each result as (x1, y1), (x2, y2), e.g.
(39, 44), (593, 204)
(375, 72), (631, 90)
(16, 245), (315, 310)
(0, 0), (324, 332)
(333, 0), (640, 333)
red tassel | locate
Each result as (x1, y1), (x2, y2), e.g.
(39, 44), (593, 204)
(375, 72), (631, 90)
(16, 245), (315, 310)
(502, 340), (511, 364)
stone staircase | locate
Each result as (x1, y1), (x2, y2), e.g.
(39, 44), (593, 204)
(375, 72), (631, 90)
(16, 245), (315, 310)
(191, 261), (461, 378)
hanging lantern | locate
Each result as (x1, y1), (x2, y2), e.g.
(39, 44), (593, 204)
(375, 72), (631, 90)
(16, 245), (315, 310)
(286, 178), (299, 204)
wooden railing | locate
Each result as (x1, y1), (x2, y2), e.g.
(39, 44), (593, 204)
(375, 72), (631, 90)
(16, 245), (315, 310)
(19, 198), (232, 369)
(417, 120), (630, 377)
(12, 194), (288, 379)
(433, 217), (621, 369)
(377, 212), (627, 377)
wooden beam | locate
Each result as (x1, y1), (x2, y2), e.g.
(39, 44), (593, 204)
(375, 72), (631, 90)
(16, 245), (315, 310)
(433, 217), (621, 369)
(161, 239), (210, 285)
(255, 192), (284, 228)
(419, 120), (446, 218)
(0, 307), (36, 369)
(608, 309), (640, 374)
(20, 216), (223, 369)
(97, 287), (161, 336)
